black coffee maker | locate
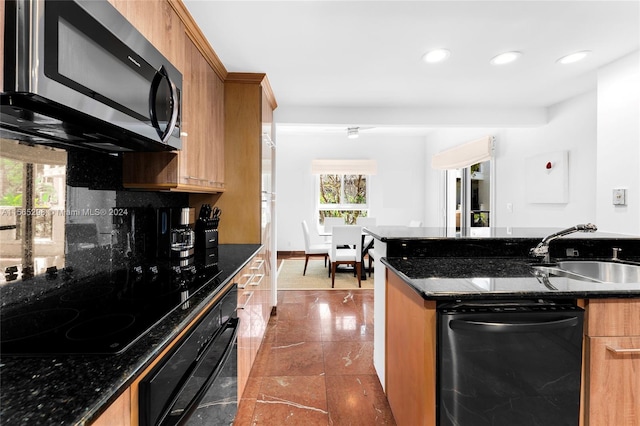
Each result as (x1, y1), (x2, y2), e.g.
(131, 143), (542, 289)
(156, 207), (194, 259)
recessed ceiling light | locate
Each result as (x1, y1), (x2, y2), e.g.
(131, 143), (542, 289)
(422, 49), (451, 64)
(557, 50), (591, 64)
(490, 51), (522, 65)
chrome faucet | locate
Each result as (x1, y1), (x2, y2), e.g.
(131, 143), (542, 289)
(530, 223), (598, 263)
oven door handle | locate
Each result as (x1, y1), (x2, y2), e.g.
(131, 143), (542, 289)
(156, 317), (239, 426)
(449, 316), (579, 333)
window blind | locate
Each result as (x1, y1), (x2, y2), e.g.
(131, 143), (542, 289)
(311, 159), (378, 175)
(431, 136), (494, 170)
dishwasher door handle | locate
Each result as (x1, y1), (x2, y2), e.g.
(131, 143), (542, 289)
(450, 316), (580, 333)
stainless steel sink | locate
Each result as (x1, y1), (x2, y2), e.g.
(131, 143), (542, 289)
(532, 261), (640, 284)
(556, 261), (640, 284)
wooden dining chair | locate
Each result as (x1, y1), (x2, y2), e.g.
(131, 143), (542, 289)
(301, 220), (330, 275)
(328, 225), (362, 288)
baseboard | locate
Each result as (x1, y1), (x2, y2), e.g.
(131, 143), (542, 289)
(277, 250), (305, 258)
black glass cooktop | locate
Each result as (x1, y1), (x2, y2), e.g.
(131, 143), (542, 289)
(0, 260), (222, 356)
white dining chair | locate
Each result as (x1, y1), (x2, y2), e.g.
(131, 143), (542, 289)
(329, 225), (363, 288)
(301, 220), (330, 275)
(356, 217), (376, 228)
(323, 217), (345, 235)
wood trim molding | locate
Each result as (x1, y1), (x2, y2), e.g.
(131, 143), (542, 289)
(172, 184), (226, 194)
(168, 0), (228, 80)
(226, 73), (278, 110)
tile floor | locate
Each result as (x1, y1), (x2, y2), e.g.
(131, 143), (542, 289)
(234, 289), (396, 425)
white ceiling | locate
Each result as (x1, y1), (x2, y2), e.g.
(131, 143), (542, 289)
(183, 0), (639, 130)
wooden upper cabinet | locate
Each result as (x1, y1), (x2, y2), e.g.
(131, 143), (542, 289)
(117, 0), (226, 194)
(216, 73), (277, 244)
(178, 37), (225, 190)
(108, 0), (185, 69)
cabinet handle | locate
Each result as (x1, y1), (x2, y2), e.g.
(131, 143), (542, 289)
(237, 291), (254, 310)
(250, 259), (265, 272)
(606, 345), (640, 354)
(249, 273), (265, 287)
(236, 273), (254, 289)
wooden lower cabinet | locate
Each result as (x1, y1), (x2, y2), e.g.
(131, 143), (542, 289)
(585, 299), (640, 426)
(586, 336), (640, 426)
(385, 269), (437, 426)
(92, 389), (131, 426)
(236, 248), (271, 401)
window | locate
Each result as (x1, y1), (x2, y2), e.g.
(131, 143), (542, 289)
(318, 173), (369, 224)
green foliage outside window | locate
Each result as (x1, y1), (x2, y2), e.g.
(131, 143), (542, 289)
(318, 174), (368, 225)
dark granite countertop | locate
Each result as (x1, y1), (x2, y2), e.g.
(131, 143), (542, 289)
(364, 226), (640, 242)
(0, 244), (261, 426)
(367, 226), (640, 300)
(382, 256), (640, 301)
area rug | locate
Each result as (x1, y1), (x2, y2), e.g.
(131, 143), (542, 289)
(277, 259), (374, 290)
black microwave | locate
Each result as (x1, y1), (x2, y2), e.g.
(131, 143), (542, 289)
(1, 0), (182, 153)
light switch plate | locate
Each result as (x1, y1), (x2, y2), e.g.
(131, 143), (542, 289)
(613, 188), (627, 205)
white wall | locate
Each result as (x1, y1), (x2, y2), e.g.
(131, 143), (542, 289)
(596, 50), (640, 235)
(423, 91), (599, 229)
(275, 51), (640, 246)
(275, 132), (427, 251)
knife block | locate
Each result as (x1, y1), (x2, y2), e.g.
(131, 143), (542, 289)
(195, 219), (218, 266)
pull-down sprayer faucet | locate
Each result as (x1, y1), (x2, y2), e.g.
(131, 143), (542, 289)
(530, 223), (598, 263)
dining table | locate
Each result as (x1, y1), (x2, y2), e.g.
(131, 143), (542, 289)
(319, 226), (374, 280)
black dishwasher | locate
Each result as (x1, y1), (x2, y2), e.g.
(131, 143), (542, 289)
(437, 300), (584, 426)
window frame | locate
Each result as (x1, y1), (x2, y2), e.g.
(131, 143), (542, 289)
(316, 173), (370, 224)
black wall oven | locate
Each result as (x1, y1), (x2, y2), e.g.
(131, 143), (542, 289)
(2, 0), (182, 153)
(139, 285), (239, 426)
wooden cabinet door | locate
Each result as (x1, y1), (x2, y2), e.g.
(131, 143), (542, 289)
(237, 284), (254, 401)
(586, 299), (640, 336)
(179, 37), (203, 187)
(586, 336), (640, 426)
(177, 37), (224, 191)
(202, 59), (225, 188)
(109, 0), (185, 70)
(386, 270), (437, 426)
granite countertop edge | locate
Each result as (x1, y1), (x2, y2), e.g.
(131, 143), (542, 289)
(0, 244), (262, 426)
(382, 256), (640, 301)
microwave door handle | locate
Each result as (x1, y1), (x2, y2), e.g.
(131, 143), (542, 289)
(149, 65), (180, 144)
(156, 318), (239, 426)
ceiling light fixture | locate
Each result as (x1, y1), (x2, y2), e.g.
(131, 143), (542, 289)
(422, 48), (451, 64)
(557, 50), (591, 65)
(347, 127), (359, 139)
(490, 51), (522, 65)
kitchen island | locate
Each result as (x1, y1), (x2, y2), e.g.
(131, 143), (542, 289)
(365, 226), (640, 426)
(0, 244), (261, 426)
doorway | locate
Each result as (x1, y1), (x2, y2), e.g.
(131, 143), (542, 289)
(446, 159), (494, 237)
